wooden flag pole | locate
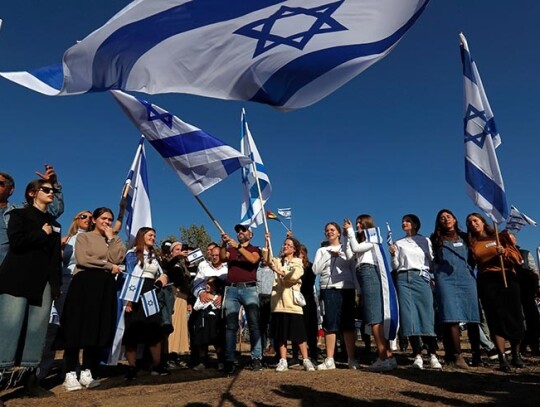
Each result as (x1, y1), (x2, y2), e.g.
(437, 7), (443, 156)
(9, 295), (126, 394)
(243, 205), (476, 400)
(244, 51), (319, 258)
(493, 221), (508, 288)
(194, 195), (225, 235)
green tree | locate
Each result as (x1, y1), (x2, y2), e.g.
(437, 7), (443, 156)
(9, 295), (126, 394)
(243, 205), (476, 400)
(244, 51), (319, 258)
(179, 224), (213, 251)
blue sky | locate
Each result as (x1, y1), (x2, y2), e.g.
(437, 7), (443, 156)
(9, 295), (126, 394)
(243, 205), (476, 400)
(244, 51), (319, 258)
(1, 1), (539, 260)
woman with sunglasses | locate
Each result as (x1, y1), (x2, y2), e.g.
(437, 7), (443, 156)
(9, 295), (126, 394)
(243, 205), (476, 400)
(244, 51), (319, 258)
(57, 207), (126, 391)
(0, 180), (62, 397)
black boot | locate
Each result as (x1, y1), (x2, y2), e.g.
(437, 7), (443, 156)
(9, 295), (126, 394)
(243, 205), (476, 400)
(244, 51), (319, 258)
(511, 352), (525, 368)
(498, 354), (511, 372)
(23, 370), (54, 398)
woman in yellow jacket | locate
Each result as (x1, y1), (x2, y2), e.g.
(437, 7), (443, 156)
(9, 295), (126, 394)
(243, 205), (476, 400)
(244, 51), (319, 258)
(265, 234), (315, 372)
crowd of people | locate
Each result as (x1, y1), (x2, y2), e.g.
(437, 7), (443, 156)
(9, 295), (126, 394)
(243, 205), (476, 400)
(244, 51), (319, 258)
(0, 166), (539, 404)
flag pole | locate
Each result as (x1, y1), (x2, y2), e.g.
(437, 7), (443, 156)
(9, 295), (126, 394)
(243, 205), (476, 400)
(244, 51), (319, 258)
(493, 221), (508, 288)
(193, 195), (225, 235)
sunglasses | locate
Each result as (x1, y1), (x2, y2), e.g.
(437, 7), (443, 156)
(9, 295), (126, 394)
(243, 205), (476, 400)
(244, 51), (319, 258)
(78, 214), (92, 220)
(39, 186), (59, 194)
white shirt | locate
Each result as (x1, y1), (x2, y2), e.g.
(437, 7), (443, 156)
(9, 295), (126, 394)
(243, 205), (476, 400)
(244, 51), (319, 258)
(312, 244), (356, 289)
(391, 235), (433, 272)
(192, 259), (228, 296)
(344, 227), (375, 267)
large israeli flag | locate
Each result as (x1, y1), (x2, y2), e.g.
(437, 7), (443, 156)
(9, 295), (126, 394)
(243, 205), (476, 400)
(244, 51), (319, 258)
(240, 109), (271, 228)
(111, 90), (252, 195)
(460, 33), (508, 223)
(125, 136), (152, 243)
(0, 0), (429, 109)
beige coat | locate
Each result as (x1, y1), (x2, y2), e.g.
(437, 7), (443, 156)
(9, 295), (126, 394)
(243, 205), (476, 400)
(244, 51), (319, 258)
(270, 257), (304, 315)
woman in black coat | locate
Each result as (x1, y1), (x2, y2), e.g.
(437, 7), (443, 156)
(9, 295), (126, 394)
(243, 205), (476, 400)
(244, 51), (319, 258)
(0, 179), (62, 396)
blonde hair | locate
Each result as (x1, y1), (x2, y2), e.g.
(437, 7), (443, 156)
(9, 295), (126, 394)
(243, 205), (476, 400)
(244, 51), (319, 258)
(66, 210), (92, 236)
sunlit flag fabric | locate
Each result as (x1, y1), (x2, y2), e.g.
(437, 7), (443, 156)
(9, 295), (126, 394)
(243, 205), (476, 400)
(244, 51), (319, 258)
(125, 136), (152, 244)
(266, 210), (278, 220)
(142, 289), (160, 317)
(277, 208), (292, 219)
(460, 33), (508, 223)
(363, 227), (399, 340)
(111, 90), (251, 195)
(240, 109), (271, 228)
(0, 0), (429, 109)
(505, 205), (537, 234)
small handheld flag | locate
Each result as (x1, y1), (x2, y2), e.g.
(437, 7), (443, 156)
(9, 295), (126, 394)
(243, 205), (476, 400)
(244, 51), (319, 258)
(506, 206), (537, 234)
(141, 289), (160, 317)
(266, 210), (289, 231)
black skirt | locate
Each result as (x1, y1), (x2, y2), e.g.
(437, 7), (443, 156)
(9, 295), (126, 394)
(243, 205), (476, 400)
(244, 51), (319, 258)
(478, 271), (525, 341)
(123, 278), (163, 346)
(271, 312), (307, 344)
(55, 269), (117, 349)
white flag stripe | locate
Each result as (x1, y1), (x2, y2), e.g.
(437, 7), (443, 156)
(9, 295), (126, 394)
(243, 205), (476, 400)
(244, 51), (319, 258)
(125, 136), (152, 243)
(0, 1), (429, 109)
(506, 205), (537, 234)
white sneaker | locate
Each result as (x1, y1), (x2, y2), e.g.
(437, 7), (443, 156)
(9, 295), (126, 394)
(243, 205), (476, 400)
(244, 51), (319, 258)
(192, 363), (206, 371)
(368, 358), (392, 372)
(303, 358), (315, 371)
(79, 369), (100, 389)
(276, 358), (288, 372)
(412, 355), (424, 370)
(348, 358), (359, 370)
(317, 358), (336, 370)
(63, 371), (83, 392)
(429, 354), (442, 370)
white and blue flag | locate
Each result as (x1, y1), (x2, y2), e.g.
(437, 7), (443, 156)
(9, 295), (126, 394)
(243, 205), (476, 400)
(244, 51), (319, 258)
(125, 136), (152, 244)
(119, 273), (144, 303)
(240, 108), (272, 228)
(142, 289), (160, 317)
(364, 227), (399, 341)
(506, 205), (537, 234)
(277, 208), (292, 219)
(385, 222), (393, 246)
(0, 0), (429, 109)
(111, 90), (252, 195)
(460, 33), (508, 223)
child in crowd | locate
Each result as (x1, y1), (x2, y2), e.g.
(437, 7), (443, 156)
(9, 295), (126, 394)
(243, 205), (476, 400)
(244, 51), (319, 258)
(191, 277), (224, 370)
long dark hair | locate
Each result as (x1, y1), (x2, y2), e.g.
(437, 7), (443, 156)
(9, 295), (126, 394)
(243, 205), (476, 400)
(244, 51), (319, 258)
(24, 179), (50, 205)
(431, 209), (465, 263)
(88, 207), (114, 232)
(466, 212), (495, 244)
(355, 214), (376, 243)
(133, 227), (156, 267)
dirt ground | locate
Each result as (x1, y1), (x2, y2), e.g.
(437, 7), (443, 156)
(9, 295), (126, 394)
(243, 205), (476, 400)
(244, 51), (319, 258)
(2, 342), (539, 407)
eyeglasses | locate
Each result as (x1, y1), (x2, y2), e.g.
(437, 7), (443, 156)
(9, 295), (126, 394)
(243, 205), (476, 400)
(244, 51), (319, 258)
(78, 214), (91, 220)
(38, 186), (59, 194)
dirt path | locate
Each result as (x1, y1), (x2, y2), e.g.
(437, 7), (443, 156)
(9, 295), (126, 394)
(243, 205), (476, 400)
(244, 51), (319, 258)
(2, 352), (539, 406)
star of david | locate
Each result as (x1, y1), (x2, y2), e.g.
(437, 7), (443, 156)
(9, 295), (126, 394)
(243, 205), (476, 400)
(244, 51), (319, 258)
(147, 300), (154, 306)
(140, 99), (173, 129)
(464, 104), (498, 148)
(235, 1), (347, 58)
(129, 284), (137, 291)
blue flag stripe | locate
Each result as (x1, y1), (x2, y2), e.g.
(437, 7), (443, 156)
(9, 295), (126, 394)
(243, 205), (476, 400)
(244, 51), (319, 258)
(460, 46), (477, 86)
(250, 1), (429, 106)
(148, 130), (226, 158)
(465, 159), (508, 219)
(29, 63), (64, 91)
(90, 0), (286, 91)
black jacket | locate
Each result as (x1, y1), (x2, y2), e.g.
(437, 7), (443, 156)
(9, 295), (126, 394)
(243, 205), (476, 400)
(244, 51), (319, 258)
(0, 206), (62, 305)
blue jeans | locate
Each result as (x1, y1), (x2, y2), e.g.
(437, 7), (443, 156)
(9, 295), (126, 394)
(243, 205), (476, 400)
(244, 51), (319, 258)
(0, 284), (52, 368)
(223, 285), (261, 362)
